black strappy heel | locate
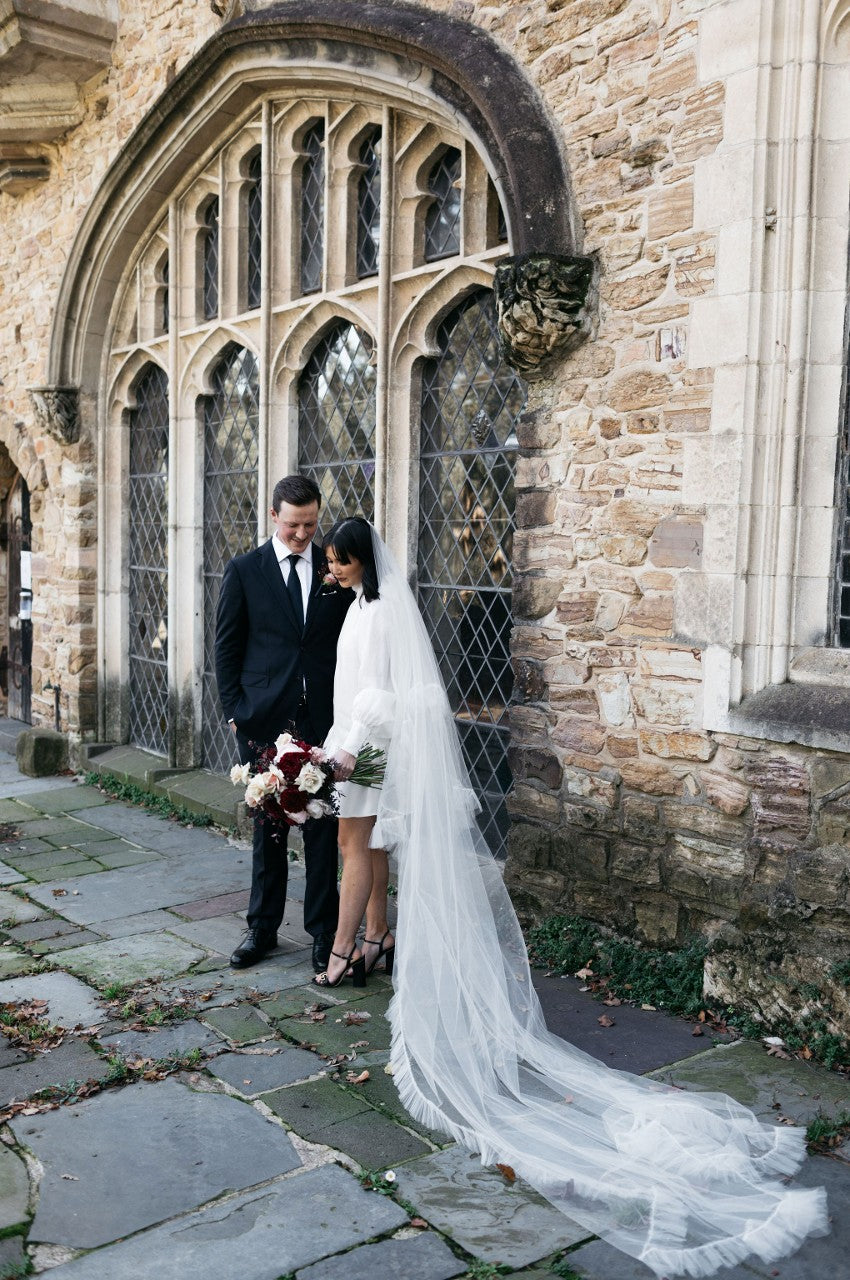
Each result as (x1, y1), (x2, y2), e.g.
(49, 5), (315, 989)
(363, 929), (395, 976)
(313, 944), (366, 988)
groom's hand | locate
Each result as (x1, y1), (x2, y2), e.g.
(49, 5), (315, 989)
(333, 750), (356, 781)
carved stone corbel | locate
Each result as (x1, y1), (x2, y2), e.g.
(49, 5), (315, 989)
(28, 386), (81, 444)
(494, 253), (597, 377)
(210, 0), (245, 17)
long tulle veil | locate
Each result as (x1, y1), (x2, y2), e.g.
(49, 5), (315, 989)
(368, 526), (828, 1278)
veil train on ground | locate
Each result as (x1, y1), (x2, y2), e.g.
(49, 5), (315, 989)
(367, 526), (828, 1279)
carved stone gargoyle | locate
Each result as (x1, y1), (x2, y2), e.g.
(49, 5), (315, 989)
(28, 386), (81, 444)
(494, 253), (597, 377)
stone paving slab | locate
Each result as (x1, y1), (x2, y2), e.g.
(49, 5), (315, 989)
(0, 1040), (28, 1068)
(341, 1061), (451, 1146)
(1, 839), (52, 858)
(0, 799), (36, 823)
(295, 1230), (466, 1280)
(93, 909), (186, 939)
(259, 986), (351, 1021)
(0, 1143), (30, 1229)
(651, 1040), (850, 1126)
(165, 913), (248, 955)
(28, 861), (102, 882)
(209, 1046), (325, 1094)
(18, 785), (111, 815)
(10, 1078), (302, 1249)
(98, 1018), (224, 1061)
(0, 860), (27, 884)
(9, 918), (80, 943)
(0, 890), (44, 923)
(30, 929), (106, 954)
(307, 1107), (433, 1168)
(0, 972), (106, 1028)
(159, 954), (314, 1005)
(52, 932), (208, 989)
(200, 1002), (274, 1044)
(0, 1234), (27, 1275)
(0, 1037), (110, 1108)
(91, 847), (161, 869)
(26, 849), (252, 923)
(11, 817), (95, 842)
(0, 948), (35, 978)
(42, 1164), (409, 1280)
(278, 992), (393, 1058)
(174, 888), (250, 920)
(263, 1078), (374, 1137)
(393, 1147), (591, 1268)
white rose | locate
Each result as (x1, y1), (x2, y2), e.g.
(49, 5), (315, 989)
(296, 762), (325, 795)
(306, 799), (328, 819)
(244, 777), (267, 808)
(289, 809), (308, 824)
(230, 763), (251, 786)
(274, 732), (300, 758)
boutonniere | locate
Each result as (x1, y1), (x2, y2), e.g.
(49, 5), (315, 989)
(317, 568), (339, 596)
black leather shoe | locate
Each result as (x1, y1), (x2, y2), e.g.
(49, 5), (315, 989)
(230, 928), (277, 969)
(312, 932), (335, 973)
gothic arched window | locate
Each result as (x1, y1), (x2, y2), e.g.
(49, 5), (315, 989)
(418, 290), (526, 855)
(424, 147), (462, 261)
(300, 122), (325, 295)
(356, 128), (382, 279)
(298, 323), (377, 528)
(128, 363), (170, 756)
(202, 344), (260, 773)
(202, 197), (220, 321)
(245, 151), (262, 311)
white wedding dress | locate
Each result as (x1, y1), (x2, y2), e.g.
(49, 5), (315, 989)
(333, 528), (829, 1279)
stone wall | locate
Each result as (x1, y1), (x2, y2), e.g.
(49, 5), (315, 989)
(0, 0), (848, 1030)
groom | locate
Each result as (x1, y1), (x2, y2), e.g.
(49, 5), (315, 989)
(215, 474), (353, 970)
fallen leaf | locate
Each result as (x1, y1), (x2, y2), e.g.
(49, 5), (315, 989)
(597, 1014), (615, 1028)
(574, 966), (594, 979)
(692, 1027), (704, 1037)
(602, 996), (622, 1006)
(698, 1010), (707, 1022)
(640, 1003), (656, 1011)
(52, 889), (68, 898)
(410, 1217), (428, 1228)
(198, 992), (213, 1002)
(766, 1045), (791, 1059)
(307, 1012), (326, 1023)
(496, 1162), (516, 1183)
(346, 1069), (369, 1084)
(343, 1010), (371, 1025)
(61, 1174), (79, 1180)
(801, 1046), (813, 1060)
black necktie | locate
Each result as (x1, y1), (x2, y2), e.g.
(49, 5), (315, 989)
(286, 553), (304, 628)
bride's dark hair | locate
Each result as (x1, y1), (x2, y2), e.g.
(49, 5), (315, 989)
(323, 517), (379, 601)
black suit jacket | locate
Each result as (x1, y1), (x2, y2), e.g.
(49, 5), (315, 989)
(214, 539), (353, 744)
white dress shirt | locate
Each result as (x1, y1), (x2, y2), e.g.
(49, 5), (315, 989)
(272, 533), (312, 616)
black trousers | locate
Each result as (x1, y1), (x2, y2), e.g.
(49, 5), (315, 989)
(236, 703), (339, 939)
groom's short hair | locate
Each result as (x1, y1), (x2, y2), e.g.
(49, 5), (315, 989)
(272, 474), (321, 512)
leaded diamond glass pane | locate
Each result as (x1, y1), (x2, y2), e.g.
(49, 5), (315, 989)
(203, 345), (260, 773)
(356, 129), (381, 279)
(203, 197), (219, 321)
(417, 290), (526, 858)
(298, 323), (376, 531)
(128, 364), (169, 756)
(424, 148), (461, 262)
(301, 122), (325, 295)
(246, 152), (262, 311)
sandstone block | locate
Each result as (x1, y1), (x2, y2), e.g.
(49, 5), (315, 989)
(562, 766), (619, 807)
(507, 783), (562, 825)
(620, 594), (674, 638)
(607, 369), (672, 412)
(608, 733), (639, 758)
(648, 517), (703, 568)
(544, 656), (591, 686)
(607, 498), (665, 537)
(663, 799), (747, 843)
(606, 265), (670, 311)
(610, 840), (662, 886)
(595, 593), (627, 632)
(640, 730), (715, 761)
(514, 576), (561, 620)
(516, 490), (556, 528)
(623, 794), (660, 840)
(596, 670), (633, 726)
(638, 646), (702, 680)
(700, 768), (750, 816)
(648, 182), (693, 240)
(632, 682), (697, 727)
(556, 591), (600, 623)
(671, 832), (745, 877)
(585, 562), (638, 594)
(16, 728), (69, 776)
(793, 846), (849, 908)
(516, 409), (560, 450)
(634, 896), (681, 946)
(556, 687), (598, 715)
(512, 747), (563, 791)
(512, 658), (546, 702)
(552, 828), (609, 878)
(506, 821), (553, 871)
(552, 715), (606, 755)
(618, 760), (683, 796)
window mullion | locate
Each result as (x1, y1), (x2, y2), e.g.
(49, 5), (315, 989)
(166, 197), (180, 763)
(258, 98), (273, 549)
(374, 103), (393, 534)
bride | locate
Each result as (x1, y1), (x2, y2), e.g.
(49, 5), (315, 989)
(314, 515), (828, 1279)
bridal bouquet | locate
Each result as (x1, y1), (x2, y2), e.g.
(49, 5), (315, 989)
(230, 732), (386, 829)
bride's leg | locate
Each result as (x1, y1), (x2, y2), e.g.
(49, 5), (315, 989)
(321, 816), (375, 984)
(363, 848), (394, 970)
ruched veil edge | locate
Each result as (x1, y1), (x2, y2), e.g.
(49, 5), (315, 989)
(367, 528), (828, 1278)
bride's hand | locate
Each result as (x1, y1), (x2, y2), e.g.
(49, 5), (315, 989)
(332, 750), (356, 781)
